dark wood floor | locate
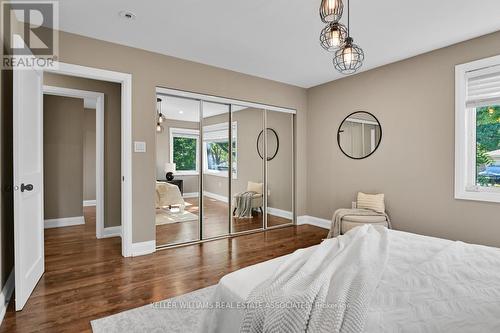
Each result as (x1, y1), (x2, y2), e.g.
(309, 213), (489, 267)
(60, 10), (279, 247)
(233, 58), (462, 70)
(156, 196), (292, 246)
(0, 206), (327, 333)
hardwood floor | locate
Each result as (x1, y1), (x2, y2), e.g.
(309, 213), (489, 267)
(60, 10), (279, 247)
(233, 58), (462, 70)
(156, 196), (292, 246)
(0, 206), (327, 333)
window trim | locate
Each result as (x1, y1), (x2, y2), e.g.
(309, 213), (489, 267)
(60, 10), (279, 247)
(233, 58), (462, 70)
(455, 55), (500, 203)
(169, 127), (199, 176)
(202, 122), (238, 179)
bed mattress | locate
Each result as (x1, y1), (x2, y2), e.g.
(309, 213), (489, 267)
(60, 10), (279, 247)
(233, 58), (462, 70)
(202, 229), (500, 332)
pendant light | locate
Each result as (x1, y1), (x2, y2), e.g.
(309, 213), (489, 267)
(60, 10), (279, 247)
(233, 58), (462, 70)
(320, 21), (348, 52)
(156, 97), (164, 133)
(332, 0), (364, 74)
(319, 0), (343, 23)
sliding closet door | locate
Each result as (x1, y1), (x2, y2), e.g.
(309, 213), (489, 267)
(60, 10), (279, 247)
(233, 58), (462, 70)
(230, 105), (265, 233)
(155, 95), (201, 246)
(265, 110), (294, 227)
(201, 101), (231, 239)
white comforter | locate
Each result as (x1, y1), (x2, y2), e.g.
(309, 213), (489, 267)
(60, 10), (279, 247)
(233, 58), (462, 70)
(201, 227), (500, 333)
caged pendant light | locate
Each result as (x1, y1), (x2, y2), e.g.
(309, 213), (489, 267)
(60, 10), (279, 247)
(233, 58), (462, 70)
(319, 0), (343, 23)
(156, 97), (164, 133)
(332, 0), (364, 74)
(320, 21), (348, 52)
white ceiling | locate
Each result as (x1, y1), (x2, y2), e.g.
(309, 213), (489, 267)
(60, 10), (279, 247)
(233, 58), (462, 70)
(157, 94), (246, 122)
(55, 0), (500, 88)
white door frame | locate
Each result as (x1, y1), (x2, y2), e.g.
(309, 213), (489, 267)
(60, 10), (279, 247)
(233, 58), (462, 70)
(44, 62), (133, 257)
(42, 85), (106, 239)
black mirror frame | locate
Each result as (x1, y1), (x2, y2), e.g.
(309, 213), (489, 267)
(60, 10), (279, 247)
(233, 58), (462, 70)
(257, 128), (279, 161)
(337, 111), (382, 160)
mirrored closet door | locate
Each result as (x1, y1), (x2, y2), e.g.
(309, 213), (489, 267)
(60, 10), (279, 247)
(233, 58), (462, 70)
(155, 89), (295, 248)
(265, 110), (294, 228)
(230, 105), (265, 234)
(155, 95), (201, 246)
(201, 101), (231, 239)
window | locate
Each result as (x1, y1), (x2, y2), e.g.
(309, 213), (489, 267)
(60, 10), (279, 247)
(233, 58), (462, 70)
(455, 55), (500, 203)
(170, 128), (199, 175)
(203, 122), (237, 178)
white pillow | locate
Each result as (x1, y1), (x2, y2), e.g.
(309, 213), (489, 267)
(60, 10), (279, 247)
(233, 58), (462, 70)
(357, 192), (385, 213)
(247, 181), (263, 194)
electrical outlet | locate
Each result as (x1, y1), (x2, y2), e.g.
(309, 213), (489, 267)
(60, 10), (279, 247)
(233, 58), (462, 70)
(351, 201), (357, 209)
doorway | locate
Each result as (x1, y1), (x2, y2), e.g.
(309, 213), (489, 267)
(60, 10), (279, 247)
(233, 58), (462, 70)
(13, 60), (132, 311)
(154, 87), (295, 248)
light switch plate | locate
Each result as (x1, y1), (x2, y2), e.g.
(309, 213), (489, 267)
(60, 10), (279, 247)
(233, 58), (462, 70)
(134, 141), (146, 153)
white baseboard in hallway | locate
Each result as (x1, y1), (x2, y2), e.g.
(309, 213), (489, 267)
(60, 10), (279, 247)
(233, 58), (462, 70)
(101, 226), (122, 238)
(0, 269), (14, 326)
(297, 215), (330, 229)
(131, 240), (156, 257)
(45, 216), (85, 229)
(83, 200), (96, 207)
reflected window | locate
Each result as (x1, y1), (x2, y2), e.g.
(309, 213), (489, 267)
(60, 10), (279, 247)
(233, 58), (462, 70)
(170, 128), (199, 175)
(203, 122), (237, 178)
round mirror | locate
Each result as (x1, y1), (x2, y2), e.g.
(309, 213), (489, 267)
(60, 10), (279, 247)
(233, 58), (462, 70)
(337, 111), (382, 159)
(257, 128), (279, 161)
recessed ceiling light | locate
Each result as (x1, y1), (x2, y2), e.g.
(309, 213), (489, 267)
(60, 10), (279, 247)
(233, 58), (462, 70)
(179, 111), (184, 114)
(119, 10), (136, 20)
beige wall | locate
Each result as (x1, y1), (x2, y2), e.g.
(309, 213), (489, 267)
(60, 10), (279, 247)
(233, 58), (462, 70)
(43, 95), (84, 219)
(83, 108), (96, 201)
(307, 30), (500, 247)
(49, 30), (308, 242)
(44, 73), (122, 228)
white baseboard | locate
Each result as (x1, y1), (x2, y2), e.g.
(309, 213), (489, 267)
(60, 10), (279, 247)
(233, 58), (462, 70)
(203, 191), (228, 203)
(101, 226), (121, 238)
(83, 200), (96, 207)
(297, 215), (330, 229)
(131, 240), (156, 257)
(267, 207), (293, 219)
(183, 192), (199, 199)
(0, 270), (14, 326)
(44, 216), (85, 229)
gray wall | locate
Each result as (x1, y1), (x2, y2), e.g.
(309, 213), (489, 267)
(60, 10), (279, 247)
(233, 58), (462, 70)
(307, 30), (500, 247)
(43, 95), (84, 220)
(44, 73), (121, 228)
(83, 108), (96, 201)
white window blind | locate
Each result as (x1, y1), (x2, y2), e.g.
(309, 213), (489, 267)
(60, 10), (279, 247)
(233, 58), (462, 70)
(466, 65), (500, 108)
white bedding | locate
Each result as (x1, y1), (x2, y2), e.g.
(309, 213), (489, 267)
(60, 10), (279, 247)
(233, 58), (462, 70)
(201, 229), (500, 332)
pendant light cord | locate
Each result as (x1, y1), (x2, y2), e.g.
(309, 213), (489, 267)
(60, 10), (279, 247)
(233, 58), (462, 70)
(347, 0), (350, 37)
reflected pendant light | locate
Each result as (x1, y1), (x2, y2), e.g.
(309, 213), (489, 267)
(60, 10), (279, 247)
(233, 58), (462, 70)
(320, 21), (348, 52)
(320, 0), (343, 23)
(156, 97), (164, 133)
(332, 0), (364, 74)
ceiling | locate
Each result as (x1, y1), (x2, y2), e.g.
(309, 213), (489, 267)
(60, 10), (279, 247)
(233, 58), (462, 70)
(55, 0), (500, 88)
(157, 94), (246, 122)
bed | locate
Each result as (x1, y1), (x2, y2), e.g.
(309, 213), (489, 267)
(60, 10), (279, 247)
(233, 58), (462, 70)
(201, 226), (500, 332)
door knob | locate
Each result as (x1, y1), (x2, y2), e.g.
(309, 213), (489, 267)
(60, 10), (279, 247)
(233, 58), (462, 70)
(21, 183), (33, 192)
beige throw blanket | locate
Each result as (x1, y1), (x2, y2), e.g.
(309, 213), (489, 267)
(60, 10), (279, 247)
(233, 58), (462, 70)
(327, 208), (391, 238)
(234, 191), (256, 218)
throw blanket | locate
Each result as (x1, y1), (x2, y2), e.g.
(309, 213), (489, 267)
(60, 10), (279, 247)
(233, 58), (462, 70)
(327, 209), (391, 238)
(234, 191), (256, 218)
(240, 225), (389, 333)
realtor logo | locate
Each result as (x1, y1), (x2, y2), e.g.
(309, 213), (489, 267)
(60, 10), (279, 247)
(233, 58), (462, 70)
(1, 1), (59, 69)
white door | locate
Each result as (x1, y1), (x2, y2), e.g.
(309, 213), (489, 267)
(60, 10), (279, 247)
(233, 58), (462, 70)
(13, 63), (45, 311)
